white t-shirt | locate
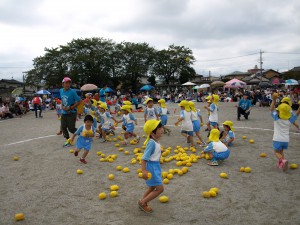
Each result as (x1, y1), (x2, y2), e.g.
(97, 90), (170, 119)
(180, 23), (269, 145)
(180, 110), (193, 131)
(208, 103), (218, 122)
(271, 111), (297, 142)
(144, 107), (158, 120)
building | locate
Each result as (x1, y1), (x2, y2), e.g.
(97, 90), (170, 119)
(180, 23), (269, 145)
(0, 79), (24, 99)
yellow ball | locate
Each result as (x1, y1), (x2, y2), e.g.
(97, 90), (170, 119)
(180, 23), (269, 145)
(116, 166), (123, 171)
(138, 172), (143, 178)
(148, 172), (152, 179)
(186, 162), (192, 167)
(136, 168), (142, 173)
(69, 149), (74, 153)
(242, 136), (247, 139)
(260, 153), (267, 157)
(249, 139), (255, 143)
(220, 172), (228, 179)
(240, 167), (245, 172)
(110, 191), (118, 197)
(290, 164), (298, 169)
(168, 169), (175, 174)
(244, 167), (251, 173)
(210, 187), (219, 194)
(15, 213), (25, 221)
(122, 167), (130, 173)
(159, 195), (169, 203)
(163, 178), (169, 184)
(77, 169), (83, 174)
(118, 148), (124, 151)
(162, 171), (168, 178)
(182, 167), (188, 174)
(13, 156), (19, 161)
(124, 151), (130, 155)
(115, 144), (120, 147)
(98, 192), (106, 200)
(209, 190), (217, 197)
(167, 174), (173, 180)
(108, 174), (115, 180)
(202, 191), (211, 198)
(110, 185), (119, 191)
(176, 161), (183, 166)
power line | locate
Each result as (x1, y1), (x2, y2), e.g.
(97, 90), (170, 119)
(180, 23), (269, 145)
(197, 52), (258, 62)
(265, 51), (300, 54)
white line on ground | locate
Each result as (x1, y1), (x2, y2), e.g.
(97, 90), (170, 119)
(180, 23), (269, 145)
(3, 134), (56, 147)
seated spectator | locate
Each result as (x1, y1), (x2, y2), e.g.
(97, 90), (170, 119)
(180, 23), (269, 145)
(14, 101), (23, 117)
(1, 102), (14, 119)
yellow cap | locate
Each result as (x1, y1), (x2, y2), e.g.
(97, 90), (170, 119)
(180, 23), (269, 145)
(209, 129), (220, 142)
(121, 105), (132, 113)
(205, 96), (212, 100)
(144, 98), (153, 104)
(99, 103), (108, 110)
(123, 101), (132, 105)
(91, 99), (97, 107)
(212, 94), (219, 105)
(158, 99), (166, 108)
(188, 101), (196, 112)
(143, 120), (161, 145)
(276, 103), (292, 120)
(222, 120), (234, 131)
(178, 100), (191, 112)
(281, 97), (292, 107)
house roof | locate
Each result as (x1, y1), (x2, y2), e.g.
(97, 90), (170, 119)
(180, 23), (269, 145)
(0, 79), (23, 84)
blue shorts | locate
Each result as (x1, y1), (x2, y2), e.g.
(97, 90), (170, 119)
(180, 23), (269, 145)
(102, 127), (110, 132)
(192, 120), (201, 132)
(126, 123), (135, 133)
(210, 121), (218, 127)
(160, 115), (168, 126)
(181, 130), (194, 137)
(76, 136), (92, 151)
(212, 149), (230, 161)
(273, 141), (288, 151)
(145, 161), (162, 187)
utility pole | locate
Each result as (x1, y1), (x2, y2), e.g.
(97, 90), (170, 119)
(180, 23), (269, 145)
(259, 49), (264, 82)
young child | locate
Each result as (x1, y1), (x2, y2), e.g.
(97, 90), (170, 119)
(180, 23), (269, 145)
(175, 100), (194, 147)
(270, 95), (300, 171)
(116, 105), (140, 145)
(157, 99), (171, 135)
(188, 101), (206, 146)
(139, 120), (164, 213)
(121, 101), (133, 131)
(221, 120), (235, 146)
(144, 98), (158, 122)
(204, 129), (230, 166)
(204, 94), (219, 130)
(98, 103), (117, 142)
(70, 115), (96, 164)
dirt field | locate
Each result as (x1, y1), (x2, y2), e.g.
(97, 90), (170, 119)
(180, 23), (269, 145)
(1, 102), (300, 225)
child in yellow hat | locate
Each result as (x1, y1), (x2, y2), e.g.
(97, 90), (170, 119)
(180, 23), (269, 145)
(221, 120), (235, 146)
(97, 103), (118, 142)
(115, 105), (140, 145)
(157, 99), (171, 135)
(144, 98), (158, 122)
(204, 94), (219, 130)
(270, 94), (300, 171)
(204, 129), (230, 166)
(139, 120), (164, 213)
(175, 100), (194, 147)
(188, 101), (206, 146)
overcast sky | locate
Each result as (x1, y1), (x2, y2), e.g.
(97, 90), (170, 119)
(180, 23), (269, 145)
(1, 0), (300, 81)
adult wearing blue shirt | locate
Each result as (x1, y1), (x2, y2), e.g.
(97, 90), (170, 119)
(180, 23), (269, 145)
(237, 93), (252, 120)
(99, 84), (107, 103)
(60, 77), (81, 144)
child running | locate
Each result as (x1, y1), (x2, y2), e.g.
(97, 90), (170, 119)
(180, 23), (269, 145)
(98, 103), (117, 142)
(204, 129), (230, 166)
(139, 120), (164, 213)
(70, 115), (96, 164)
(220, 121), (235, 146)
(188, 101), (206, 146)
(270, 95), (300, 171)
(204, 94), (219, 130)
(116, 105), (140, 145)
(144, 98), (158, 122)
(175, 100), (194, 147)
(157, 99), (171, 135)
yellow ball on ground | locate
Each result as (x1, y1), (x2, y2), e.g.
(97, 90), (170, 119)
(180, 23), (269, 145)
(244, 167), (251, 173)
(108, 174), (115, 180)
(77, 169), (83, 174)
(260, 153), (267, 157)
(178, 170), (184, 176)
(15, 213), (25, 221)
(122, 167), (130, 173)
(163, 178), (169, 184)
(118, 148), (124, 151)
(110, 185), (119, 191)
(138, 172), (143, 178)
(115, 144), (120, 147)
(176, 161), (183, 166)
(210, 187), (219, 194)
(242, 136), (247, 139)
(240, 167), (245, 172)
(110, 191), (118, 197)
(116, 166), (122, 171)
(290, 164), (298, 169)
(124, 151), (130, 155)
(209, 190), (217, 197)
(220, 172), (228, 179)
(182, 167), (188, 174)
(167, 174), (173, 180)
(136, 168), (142, 173)
(13, 156), (19, 161)
(162, 172), (168, 178)
(159, 195), (169, 203)
(98, 192), (106, 200)
(69, 149), (74, 153)
(202, 191), (211, 198)
(249, 139), (255, 143)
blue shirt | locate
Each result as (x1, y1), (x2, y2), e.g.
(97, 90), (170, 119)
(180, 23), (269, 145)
(238, 99), (252, 110)
(60, 88), (81, 114)
(99, 88), (106, 102)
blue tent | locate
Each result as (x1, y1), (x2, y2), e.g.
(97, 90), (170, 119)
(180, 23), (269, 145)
(140, 85), (155, 91)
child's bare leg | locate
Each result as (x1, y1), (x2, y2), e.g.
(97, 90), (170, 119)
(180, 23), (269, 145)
(123, 132), (129, 144)
(142, 187), (155, 199)
(206, 122), (211, 130)
(181, 132), (188, 138)
(82, 150), (89, 159)
(274, 150), (284, 160)
(102, 131), (106, 140)
(188, 136), (194, 147)
(196, 132), (204, 143)
(141, 186), (164, 205)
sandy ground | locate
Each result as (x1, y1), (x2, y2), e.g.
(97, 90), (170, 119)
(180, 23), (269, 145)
(0, 102), (300, 225)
